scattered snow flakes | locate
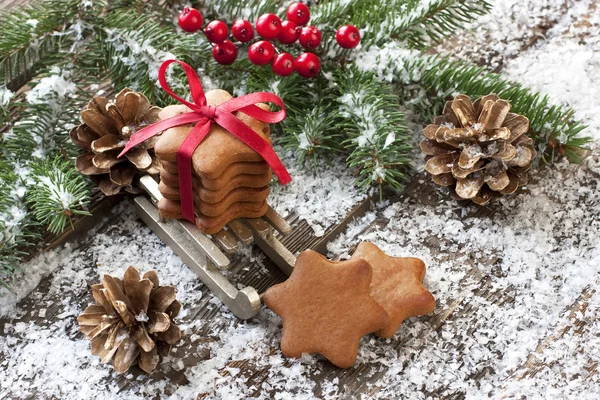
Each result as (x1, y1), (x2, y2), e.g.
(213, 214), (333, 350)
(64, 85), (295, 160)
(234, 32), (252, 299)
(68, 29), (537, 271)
(502, 1), (600, 140)
(25, 19), (38, 28)
(269, 147), (367, 237)
(436, 0), (596, 70)
(0, 203), (204, 399)
(3, 165), (599, 398)
(38, 174), (78, 210)
(0, 85), (13, 106)
(2, 0), (600, 399)
(103, 28), (177, 85)
(353, 41), (420, 83)
(25, 67), (76, 105)
(338, 89), (381, 148)
(325, 160), (600, 398)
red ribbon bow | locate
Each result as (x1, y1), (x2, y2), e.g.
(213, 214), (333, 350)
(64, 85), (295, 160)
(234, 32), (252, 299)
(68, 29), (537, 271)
(119, 59), (291, 223)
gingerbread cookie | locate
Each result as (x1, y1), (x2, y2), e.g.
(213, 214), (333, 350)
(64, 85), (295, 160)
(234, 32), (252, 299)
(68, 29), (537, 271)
(160, 160), (271, 185)
(158, 185), (269, 217)
(263, 250), (389, 368)
(196, 174), (271, 203)
(157, 198), (268, 234)
(154, 90), (272, 179)
(351, 242), (436, 338)
(159, 169), (273, 202)
(158, 179), (269, 202)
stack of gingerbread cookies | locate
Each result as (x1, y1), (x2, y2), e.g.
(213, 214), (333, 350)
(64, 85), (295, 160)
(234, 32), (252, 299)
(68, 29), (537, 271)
(153, 89), (274, 234)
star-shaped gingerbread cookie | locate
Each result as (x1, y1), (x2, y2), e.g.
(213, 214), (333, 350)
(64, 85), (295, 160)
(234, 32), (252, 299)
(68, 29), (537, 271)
(263, 250), (389, 368)
(351, 242), (436, 338)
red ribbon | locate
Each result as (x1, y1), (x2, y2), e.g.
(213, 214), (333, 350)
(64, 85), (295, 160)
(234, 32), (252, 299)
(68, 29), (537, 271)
(118, 59), (291, 223)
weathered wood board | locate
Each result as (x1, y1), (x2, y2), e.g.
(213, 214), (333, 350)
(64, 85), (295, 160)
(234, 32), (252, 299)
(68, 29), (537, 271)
(1, 0), (599, 398)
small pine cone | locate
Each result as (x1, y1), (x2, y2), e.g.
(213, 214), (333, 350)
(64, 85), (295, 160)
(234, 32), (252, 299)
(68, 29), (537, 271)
(421, 94), (537, 205)
(70, 88), (162, 196)
(77, 266), (182, 374)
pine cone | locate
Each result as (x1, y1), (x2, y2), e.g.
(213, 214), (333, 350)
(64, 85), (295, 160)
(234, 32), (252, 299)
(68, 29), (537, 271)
(421, 94), (537, 205)
(77, 266), (182, 374)
(70, 88), (161, 196)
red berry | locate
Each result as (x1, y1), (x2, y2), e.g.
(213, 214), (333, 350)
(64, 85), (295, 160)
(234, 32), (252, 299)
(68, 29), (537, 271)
(178, 7), (203, 33)
(248, 40), (275, 65)
(256, 13), (281, 39)
(277, 20), (300, 44)
(232, 20), (254, 42)
(299, 26), (321, 50)
(286, 3), (310, 26)
(295, 52), (320, 78)
(336, 25), (361, 49)
(212, 40), (238, 65)
(204, 20), (228, 43)
(272, 53), (295, 76)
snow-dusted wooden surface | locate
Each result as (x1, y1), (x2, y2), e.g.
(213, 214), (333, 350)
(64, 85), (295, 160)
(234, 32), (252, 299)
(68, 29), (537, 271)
(2, 1), (600, 399)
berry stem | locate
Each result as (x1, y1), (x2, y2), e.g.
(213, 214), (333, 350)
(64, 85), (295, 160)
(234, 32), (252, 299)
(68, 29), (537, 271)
(272, 43), (285, 55)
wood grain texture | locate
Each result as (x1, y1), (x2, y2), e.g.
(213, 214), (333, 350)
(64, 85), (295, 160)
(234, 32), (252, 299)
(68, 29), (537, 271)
(0, 0), (21, 10)
(1, 0), (595, 398)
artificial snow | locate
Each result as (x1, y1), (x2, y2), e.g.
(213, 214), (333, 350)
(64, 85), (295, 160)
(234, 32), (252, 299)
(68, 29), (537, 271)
(502, 3), (600, 140)
(0, 68), (79, 252)
(25, 67), (76, 105)
(104, 28), (177, 85)
(338, 89), (379, 147)
(25, 19), (38, 28)
(38, 175), (78, 210)
(0, 85), (13, 106)
(269, 147), (367, 237)
(2, 0), (600, 398)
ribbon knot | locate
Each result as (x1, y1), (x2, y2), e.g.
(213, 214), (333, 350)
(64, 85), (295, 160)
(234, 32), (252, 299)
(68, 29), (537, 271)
(200, 105), (217, 119)
(118, 59), (291, 223)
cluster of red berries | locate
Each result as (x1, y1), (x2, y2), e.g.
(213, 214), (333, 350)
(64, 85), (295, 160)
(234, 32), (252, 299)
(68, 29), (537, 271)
(177, 3), (361, 78)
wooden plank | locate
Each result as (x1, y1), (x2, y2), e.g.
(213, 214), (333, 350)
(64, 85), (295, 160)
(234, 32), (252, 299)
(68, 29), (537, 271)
(1, 146), (591, 399)
(0, 0), (23, 10)
(2, 0), (594, 398)
(508, 287), (596, 381)
(437, 1), (571, 73)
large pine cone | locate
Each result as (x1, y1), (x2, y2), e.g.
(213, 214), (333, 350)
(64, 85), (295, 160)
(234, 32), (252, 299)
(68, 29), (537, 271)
(77, 266), (182, 374)
(421, 94), (537, 205)
(70, 88), (161, 196)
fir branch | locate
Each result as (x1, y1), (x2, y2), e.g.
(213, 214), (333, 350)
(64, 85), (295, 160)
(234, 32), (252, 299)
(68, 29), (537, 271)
(312, 0), (490, 56)
(335, 67), (412, 193)
(0, 0), (82, 89)
(1, 65), (91, 240)
(354, 44), (590, 162)
(26, 157), (91, 234)
(3, 67), (79, 162)
(108, 0), (178, 19)
(0, 85), (13, 127)
(413, 55), (590, 162)
(203, 0), (280, 24)
(281, 104), (344, 164)
(0, 162), (39, 286)
(247, 69), (344, 164)
(393, 0), (492, 49)
(96, 10), (206, 106)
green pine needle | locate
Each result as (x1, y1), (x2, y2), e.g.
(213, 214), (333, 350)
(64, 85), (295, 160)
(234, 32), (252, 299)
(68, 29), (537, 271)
(27, 157), (91, 235)
(335, 67), (412, 191)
